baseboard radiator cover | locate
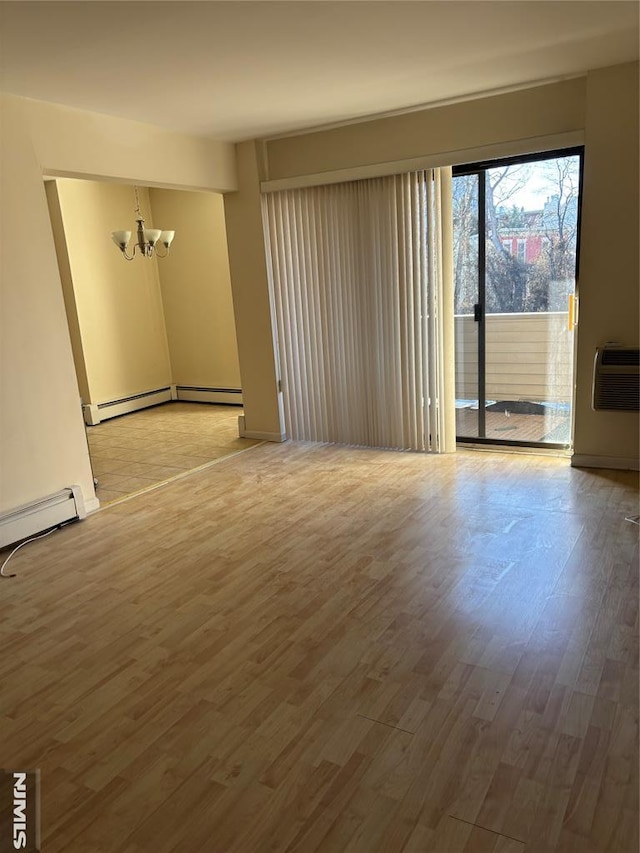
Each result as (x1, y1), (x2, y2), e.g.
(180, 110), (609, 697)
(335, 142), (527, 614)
(84, 387), (173, 425)
(0, 486), (86, 550)
(175, 386), (243, 405)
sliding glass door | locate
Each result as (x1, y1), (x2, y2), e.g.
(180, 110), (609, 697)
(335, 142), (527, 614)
(453, 149), (583, 448)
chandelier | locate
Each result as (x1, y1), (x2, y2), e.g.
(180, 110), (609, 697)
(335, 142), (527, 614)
(111, 187), (175, 260)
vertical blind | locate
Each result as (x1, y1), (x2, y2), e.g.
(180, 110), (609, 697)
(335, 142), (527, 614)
(263, 169), (455, 452)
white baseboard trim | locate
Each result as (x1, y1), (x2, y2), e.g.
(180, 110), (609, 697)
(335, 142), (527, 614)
(571, 454), (640, 471)
(238, 414), (285, 442)
(84, 387), (172, 425)
(85, 496), (101, 514)
(243, 430), (286, 442)
(84, 405), (100, 426)
(175, 386), (243, 405)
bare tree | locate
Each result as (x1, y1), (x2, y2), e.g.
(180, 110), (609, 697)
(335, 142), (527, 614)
(485, 164), (531, 253)
(525, 156), (580, 311)
(485, 165), (532, 312)
(540, 157), (579, 279)
(453, 155), (580, 314)
(452, 174), (477, 313)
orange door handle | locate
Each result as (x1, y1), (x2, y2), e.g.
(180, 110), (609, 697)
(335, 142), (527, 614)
(568, 294), (577, 331)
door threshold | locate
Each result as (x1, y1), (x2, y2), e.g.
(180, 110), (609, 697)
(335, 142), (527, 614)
(456, 441), (571, 459)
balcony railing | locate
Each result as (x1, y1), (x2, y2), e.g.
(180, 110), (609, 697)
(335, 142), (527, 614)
(455, 311), (574, 404)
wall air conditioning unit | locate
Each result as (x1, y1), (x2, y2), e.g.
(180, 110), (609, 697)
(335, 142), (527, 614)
(592, 346), (640, 412)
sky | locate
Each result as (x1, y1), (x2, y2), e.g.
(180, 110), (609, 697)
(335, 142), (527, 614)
(489, 155), (581, 212)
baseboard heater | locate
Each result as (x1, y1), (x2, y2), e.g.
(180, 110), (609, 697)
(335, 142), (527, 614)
(0, 486), (86, 550)
(592, 347), (640, 412)
(175, 386), (243, 405)
(84, 387), (173, 425)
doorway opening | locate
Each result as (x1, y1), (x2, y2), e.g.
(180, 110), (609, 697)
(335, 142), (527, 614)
(452, 148), (583, 449)
(45, 177), (251, 505)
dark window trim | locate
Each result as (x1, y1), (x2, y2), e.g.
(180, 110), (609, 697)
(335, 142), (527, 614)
(452, 146), (584, 177)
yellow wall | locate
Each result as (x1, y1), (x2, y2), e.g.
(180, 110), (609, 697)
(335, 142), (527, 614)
(47, 180), (241, 410)
(226, 66), (639, 467)
(0, 94), (235, 514)
(149, 189), (241, 390)
(47, 179), (172, 404)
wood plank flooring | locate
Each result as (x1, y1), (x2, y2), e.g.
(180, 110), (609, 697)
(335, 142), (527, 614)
(0, 442), (637, 852)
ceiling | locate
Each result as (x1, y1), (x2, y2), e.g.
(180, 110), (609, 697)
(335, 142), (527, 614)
(0, 1), (638, 142)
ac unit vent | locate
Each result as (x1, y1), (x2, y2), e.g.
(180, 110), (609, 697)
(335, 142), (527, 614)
(600, 348), (640, 367)
(593, 347), (640, 412)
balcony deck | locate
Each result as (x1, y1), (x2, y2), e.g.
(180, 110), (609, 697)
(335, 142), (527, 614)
(455, 404), (571, 444)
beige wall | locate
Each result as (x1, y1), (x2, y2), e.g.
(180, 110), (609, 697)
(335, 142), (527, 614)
(47, 179), (172, 404)
(224, 142), (283, 439)
(28, 97), (236, 192)
(573, 63), (639, 465)
(45, 180), (91, 404)
(149, 189), (241, 390)
(0, 98), (95, 512)
(0, 94), (236, 515)
(264, 78), (586, 181)
(226, 66), (639, 466)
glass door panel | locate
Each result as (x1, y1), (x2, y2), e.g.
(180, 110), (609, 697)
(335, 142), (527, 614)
(453, 172), (481, 439)
(454, 150), (582, 447)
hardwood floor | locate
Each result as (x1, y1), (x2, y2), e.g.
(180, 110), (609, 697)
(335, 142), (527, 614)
(0, 443), (637, 852)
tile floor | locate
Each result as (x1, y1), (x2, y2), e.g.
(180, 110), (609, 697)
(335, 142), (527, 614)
(86, 402), (261, 505)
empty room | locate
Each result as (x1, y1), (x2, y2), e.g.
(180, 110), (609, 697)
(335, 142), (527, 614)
(0, 2), (638, 851)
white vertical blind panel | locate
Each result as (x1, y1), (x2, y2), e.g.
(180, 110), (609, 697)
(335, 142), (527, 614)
(263, 170), (450, 452)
